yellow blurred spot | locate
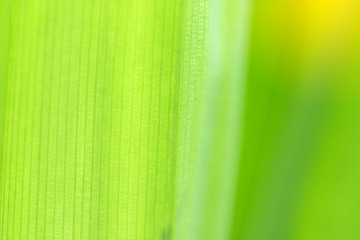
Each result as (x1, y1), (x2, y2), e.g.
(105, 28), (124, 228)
(292, 0), (356, 51)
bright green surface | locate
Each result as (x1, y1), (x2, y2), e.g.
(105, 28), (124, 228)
(1, 0), (184, 238)
(0, 0), (10, 161)
(1, 0), (360, 240)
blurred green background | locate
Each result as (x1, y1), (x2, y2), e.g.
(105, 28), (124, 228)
(232, 0), (360, 239)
